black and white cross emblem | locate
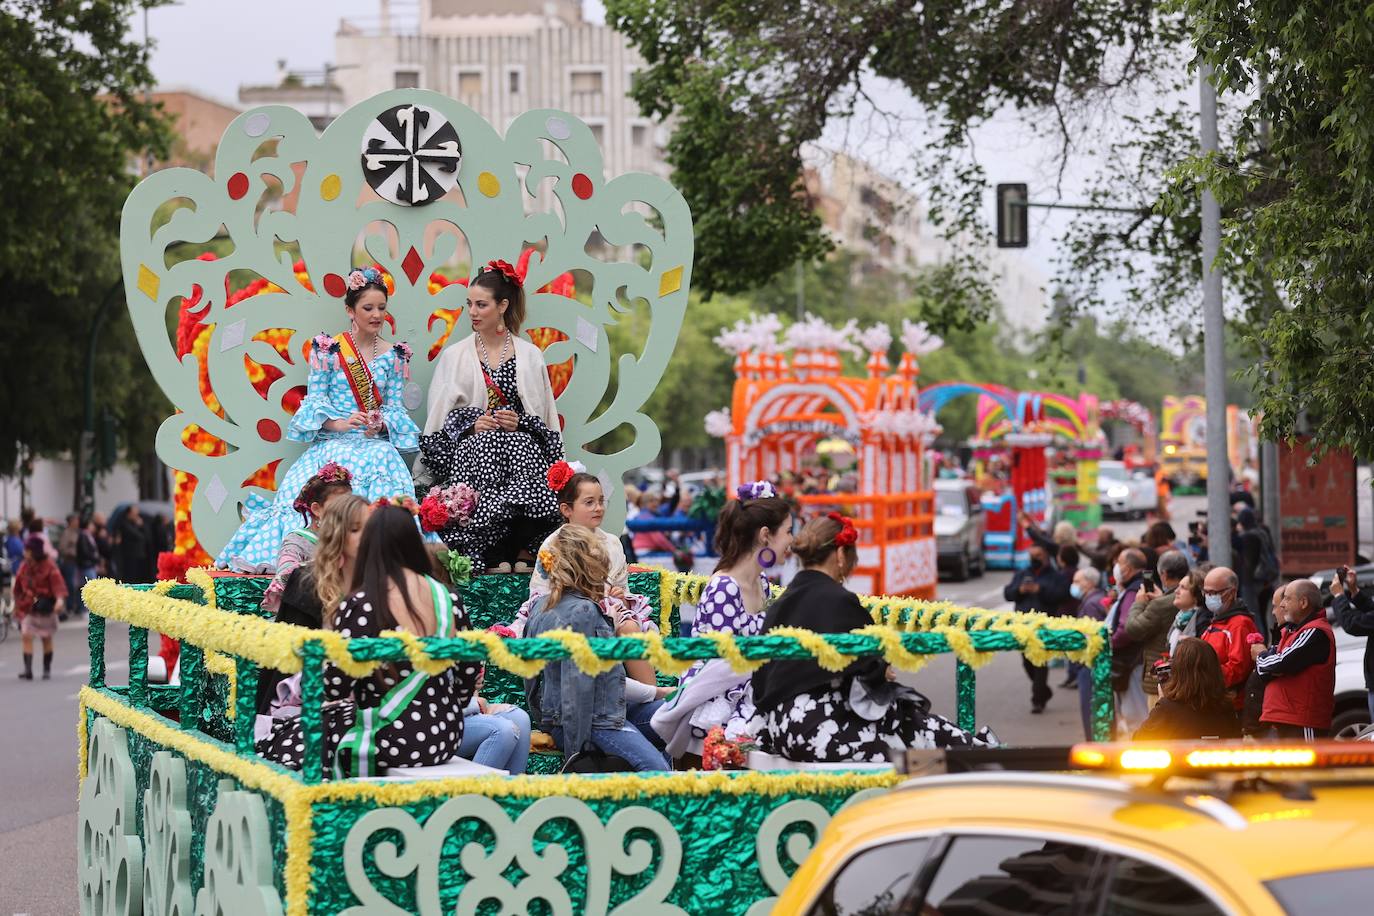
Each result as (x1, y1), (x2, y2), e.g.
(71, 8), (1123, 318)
(360, 103), (462, 206)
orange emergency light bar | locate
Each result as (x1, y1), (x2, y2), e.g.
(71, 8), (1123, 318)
(1069, 742), (1374, 774)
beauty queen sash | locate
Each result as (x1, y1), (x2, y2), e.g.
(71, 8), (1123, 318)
(337, 332), (382, 413)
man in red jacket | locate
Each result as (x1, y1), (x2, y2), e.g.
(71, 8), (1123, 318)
(1253, 579), (1336, 739)
(1199, 566), (1260, 710)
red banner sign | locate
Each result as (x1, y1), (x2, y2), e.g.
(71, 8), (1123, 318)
(1278, 437), (1357, 574)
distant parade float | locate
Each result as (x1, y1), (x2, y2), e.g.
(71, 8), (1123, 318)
(706, 314), (943, 597)
(78, 91), (1113, 914)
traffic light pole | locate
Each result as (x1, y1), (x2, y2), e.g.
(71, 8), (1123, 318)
(1199, 64), (1232, 569)
(78, 280), (125, 519)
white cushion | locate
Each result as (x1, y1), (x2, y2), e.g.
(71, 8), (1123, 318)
(746, 750), (894, 773)
(369, 755), (509, 780)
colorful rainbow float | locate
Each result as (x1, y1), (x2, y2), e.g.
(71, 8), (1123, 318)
(78, 90), (1113, 915)
(919, 385), (1105, 567)
(706, 315), (943, 597)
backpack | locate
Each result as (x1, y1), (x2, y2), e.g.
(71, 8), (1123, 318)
(1253, 527), (1280, 586)
(561, 742), (634, 774)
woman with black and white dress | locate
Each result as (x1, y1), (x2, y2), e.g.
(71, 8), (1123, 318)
(752, 514), (995, 763)
(418, 260), (564, 572)
(256, 505), (480, 777)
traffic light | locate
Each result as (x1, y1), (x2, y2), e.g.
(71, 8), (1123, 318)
(996, 183), (1029, 248)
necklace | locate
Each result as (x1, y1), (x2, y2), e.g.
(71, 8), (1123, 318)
(351, 324), (381, 362)
(475, 329), (510, 371)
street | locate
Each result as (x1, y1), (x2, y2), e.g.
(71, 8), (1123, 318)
(0, 500), (1180, 915)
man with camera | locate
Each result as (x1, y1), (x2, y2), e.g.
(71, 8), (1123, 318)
(1124, 550), (1189, 712)
(1331, 566), (1374, 726)
(1253, 578), (1336, 739)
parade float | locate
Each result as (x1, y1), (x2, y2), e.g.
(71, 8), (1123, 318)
(705, 315), (942, 597)
(78, 90), (1113, 915)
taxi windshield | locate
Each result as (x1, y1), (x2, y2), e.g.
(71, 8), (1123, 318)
(1265, 867), (1374, 914)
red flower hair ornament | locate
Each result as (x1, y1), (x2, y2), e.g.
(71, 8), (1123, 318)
(546, 459), (588, 492)
(828, 512), (859, 548)
(482, 259), (523, 287)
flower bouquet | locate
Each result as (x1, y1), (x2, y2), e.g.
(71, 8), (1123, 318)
(702, 725), (757, 771)
(418, 483), (478, 533)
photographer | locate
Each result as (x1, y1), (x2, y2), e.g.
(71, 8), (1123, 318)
(1134, 638), (1241, 740)
(1124, 550), (1189, 711)
(1331, 567), (1374, 724)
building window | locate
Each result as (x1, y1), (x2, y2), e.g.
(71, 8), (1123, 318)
(632, 125), (647, 147)
(457, 71), (483, 98)
(571, 70), (604, 95)
(508, 70), (521, 94)
(394, 70), (420, 89)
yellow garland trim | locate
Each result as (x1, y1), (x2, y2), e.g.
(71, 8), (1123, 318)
(86, 577), (1108, 689)
(283, 793), (315, 916)
(658, 571), (675, 636)
(185, 566), (217, 608)
(204, 649), (238, 718)
(541, 629), (621, 675)
(935, 626), (996, 670)
(623, 631), (694, 677)
(151, 579), (178, 596)
(77, 700), (89, 784)
(78, 686), (299, 800)
(855, 624), (930, 673)
(769, 626), (849, 672)
(703, 629), (765, 674)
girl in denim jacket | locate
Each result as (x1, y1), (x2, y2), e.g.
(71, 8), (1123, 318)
(523, 525), (670, 771)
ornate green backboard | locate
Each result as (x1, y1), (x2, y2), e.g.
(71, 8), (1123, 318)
(121, 90), (692, 556)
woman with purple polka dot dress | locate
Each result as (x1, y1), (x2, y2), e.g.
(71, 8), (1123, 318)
(651, 482), (795, 760)
(256, 506), (479, 776)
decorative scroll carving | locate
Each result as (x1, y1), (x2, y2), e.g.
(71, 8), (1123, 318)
(194, 780), (284, 916)
(340, 794), (686, 915)
(78, 717), (144, 916)
(143, 752), (194, 916)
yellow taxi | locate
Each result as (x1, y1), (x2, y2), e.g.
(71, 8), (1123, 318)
(775, 742), (1374, 915)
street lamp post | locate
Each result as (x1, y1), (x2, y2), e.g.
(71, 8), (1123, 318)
(1199, 64), (1231, 568)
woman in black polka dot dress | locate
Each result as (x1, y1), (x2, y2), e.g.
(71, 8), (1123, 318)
(419, 262), (564, 571)
(257, 506), (480, 777)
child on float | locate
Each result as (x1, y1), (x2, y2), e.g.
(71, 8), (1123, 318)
(523, 525), (671, 771)
(515, 461), (669, 703)
(254, 494), (370, 729)
(650, 481), (794, 761)
(260, 463), (354, 617)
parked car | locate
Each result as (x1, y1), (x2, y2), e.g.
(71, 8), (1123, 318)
(934, 479), (986, 581)
(1097, 460), (1155, 518)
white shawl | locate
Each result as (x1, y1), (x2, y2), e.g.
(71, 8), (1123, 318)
(423, 333), (559, 435)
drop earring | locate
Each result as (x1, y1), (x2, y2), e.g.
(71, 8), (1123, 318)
(756, 547), (777, 569)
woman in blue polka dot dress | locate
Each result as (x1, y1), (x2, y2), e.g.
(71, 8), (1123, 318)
(217, 268), (421, 571)
(651, 483), (795, 759)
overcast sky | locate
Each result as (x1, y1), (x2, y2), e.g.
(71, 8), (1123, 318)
(133, 1), (1178, 320)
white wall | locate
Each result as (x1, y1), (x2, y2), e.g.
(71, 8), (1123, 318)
(0, 460), (153, 524)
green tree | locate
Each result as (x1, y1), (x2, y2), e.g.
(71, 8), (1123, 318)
(0, 2), (171, 480)
(606, 0), (1181, 316)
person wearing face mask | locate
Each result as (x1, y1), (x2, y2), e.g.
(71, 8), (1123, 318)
(1070, 567), (1108, 739)
(1103, 548), (1149, 734)
(1198, 565), (1260, 712)
(1002, 543), (1069, 714)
